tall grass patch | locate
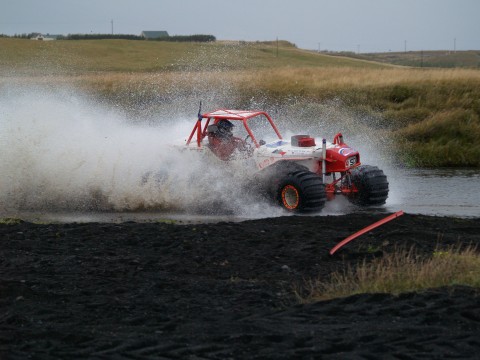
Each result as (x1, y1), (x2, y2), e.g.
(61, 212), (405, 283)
(297, 245), (480, 303)
(395, 109), (480, 167)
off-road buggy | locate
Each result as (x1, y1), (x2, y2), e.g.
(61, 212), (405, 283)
(181, 108), (389, 212)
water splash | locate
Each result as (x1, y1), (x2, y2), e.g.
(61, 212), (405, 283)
(1, 82), (404, 222)
(0, 85), (284, 218)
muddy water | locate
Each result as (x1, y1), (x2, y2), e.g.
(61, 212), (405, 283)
(3, 168), (478, 223)
(320, 167), (479, 218)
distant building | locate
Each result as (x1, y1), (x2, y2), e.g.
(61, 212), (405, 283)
(141, 31), (169, 39)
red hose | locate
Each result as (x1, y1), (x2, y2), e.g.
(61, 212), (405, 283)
(329, 211), (404, 255)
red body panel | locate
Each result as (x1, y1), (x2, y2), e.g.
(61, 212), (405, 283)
(324, 145), (360, 174)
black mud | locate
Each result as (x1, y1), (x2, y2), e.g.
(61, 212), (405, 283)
(1, 213), (479, 359)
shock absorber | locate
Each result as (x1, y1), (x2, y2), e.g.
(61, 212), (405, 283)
(322, 138), (326, 183)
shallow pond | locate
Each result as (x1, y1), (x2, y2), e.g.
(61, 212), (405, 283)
(383, 167), (480, 218)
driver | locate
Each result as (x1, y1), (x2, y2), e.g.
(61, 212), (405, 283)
(208, 120), (250, 160)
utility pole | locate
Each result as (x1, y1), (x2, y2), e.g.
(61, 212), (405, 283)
(404, 40), (407, 53)
(111, 19), (114, 35)
(276, 37), (279, 57)
(454, 37), (456, 53)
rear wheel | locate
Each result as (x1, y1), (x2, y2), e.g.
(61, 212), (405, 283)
(277, 170), (326, 212)
(346, 165), (389, 205)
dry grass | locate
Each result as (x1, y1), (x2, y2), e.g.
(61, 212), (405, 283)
(244, 66), (480, 88)
(5, 66), (477, 97)
(297, 245), (480, 303)
(235, 67), (480, 100)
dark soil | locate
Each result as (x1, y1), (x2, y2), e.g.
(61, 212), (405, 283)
(1, 213), (479, 359)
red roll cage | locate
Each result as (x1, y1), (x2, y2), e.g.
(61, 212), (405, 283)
(186, 109), (283, 148)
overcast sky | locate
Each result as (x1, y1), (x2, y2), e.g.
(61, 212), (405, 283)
(1, 0), (479, 52)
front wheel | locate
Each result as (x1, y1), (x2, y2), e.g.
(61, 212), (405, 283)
(277, 170), (326, 212)
(346, 165), (389, 205)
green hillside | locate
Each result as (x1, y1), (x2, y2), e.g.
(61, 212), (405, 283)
(0, 38), (386, 74)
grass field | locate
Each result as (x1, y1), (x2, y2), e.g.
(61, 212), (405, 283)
(337, 50), (480, 69)
(0, 38), (383, 73)
(1, 38), (479, 167)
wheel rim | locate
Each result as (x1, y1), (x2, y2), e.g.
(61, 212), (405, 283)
(281, 185), (300, 210)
